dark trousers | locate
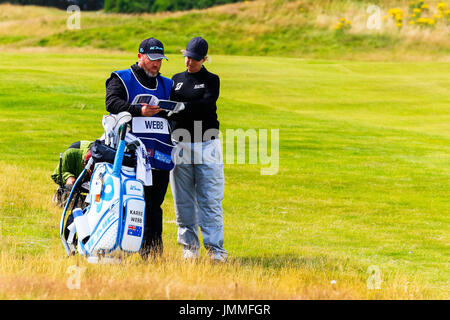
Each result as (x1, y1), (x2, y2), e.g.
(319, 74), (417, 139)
(140, 169), (170, 259)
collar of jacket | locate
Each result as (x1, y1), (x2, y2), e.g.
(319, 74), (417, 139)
(185, 65), (208, 77)
(131, 63), (160, 89)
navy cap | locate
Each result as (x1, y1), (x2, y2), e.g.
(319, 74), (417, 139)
(139, 37), (168, 61)
(183, 37), (208, 61)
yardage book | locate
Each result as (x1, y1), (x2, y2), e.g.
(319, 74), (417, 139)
(132, 94), (181, 112)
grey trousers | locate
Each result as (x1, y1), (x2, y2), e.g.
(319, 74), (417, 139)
(170, 140), (227, 257)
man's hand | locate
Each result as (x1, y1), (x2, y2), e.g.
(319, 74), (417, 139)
(141, 103), (162, 117)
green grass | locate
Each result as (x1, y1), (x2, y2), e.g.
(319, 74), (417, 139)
(0, 50), (448, 298)
(1, 1), (449, 61)
(35, 13), (401, 57)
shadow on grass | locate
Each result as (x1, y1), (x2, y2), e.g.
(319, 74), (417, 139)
(231, 253), (356, 273)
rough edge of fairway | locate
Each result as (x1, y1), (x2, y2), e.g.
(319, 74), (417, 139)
(0, 243), (441, 300)
(0, 156), (446, 300)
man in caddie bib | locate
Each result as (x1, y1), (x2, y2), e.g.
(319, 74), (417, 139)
(105, 37), (173, 259)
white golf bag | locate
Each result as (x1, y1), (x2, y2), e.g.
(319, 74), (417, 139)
(60, 119), (148, 261)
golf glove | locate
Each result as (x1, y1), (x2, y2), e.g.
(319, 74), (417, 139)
(167, 102), (185, 117)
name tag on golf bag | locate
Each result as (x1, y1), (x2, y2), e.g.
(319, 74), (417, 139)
(77, 162), (146, 256)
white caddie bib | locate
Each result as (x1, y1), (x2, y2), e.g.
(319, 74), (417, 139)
(132, 117), (169, 135)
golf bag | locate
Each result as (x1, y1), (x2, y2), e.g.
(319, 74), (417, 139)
(60, 123), (146, 259)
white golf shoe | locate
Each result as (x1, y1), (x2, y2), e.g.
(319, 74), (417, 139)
(182, 247), (199, 260)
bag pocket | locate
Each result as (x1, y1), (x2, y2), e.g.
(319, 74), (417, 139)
(120, 197), (145, 253)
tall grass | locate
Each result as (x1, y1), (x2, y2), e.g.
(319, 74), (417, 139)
(0, 249), (439, 299)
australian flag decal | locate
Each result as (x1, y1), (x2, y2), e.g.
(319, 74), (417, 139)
(127, 225), (142, 237)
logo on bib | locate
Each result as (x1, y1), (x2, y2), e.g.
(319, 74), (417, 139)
(175, 82), (183, 90)
(194, 84), (205, 89)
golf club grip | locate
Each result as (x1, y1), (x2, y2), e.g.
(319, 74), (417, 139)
(112, 124), (128, 177)
(120, 123), (128, 140)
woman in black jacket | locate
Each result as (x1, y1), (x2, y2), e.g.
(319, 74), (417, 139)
(169, 37), (227, 262)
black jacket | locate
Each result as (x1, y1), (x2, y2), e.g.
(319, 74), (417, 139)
(170, 66), (220, 142)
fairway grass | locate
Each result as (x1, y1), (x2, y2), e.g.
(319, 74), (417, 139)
(0, 51), (448, 299)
